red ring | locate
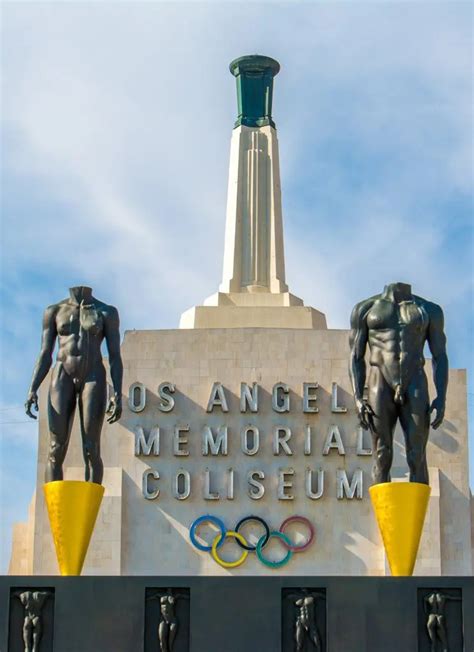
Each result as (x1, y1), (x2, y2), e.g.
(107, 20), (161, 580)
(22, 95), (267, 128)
(279, 516), (315, 551)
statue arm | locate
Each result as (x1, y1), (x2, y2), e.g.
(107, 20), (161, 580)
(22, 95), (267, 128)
(104, 306), (123, 424)
(349, 301), (374, 429)
(423, 596), (429, 615)
(38, 592), (51, 606)
(426, 303), (448, 429)
(349, 302), (369, 400)
(25, 306), (57, 419)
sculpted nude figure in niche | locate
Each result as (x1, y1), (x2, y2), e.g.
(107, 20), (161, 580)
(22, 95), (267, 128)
(25, 286), (123, 484)
(349, 282), (448, 485)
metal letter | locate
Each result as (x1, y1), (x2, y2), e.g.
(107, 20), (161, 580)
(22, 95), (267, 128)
(305, 468), (324, 499)
(206, 382), (229, 413)
(278, 467), (294, 500)
(336, 469), (363, 499)
(304, 425), (313, 455)
(142, 469), (160, 499)
(247, 470), (265, 500)
(240, 382), (259, 412)
(203, 468), (220, 500)
(173, 469), (191, 500)
(173, 425), (190, 456)
(272, 382), (290, 413)
(241, 425), (260, 455)
(158, 382), (175, 412)
(303, 382), (319, 413)
(322, 425), (346, 455)
(202, 425), (228, 456)
(356, 426), (372, 456)
(134, 426), (160, 456)
(331, 382), (348, 413)
(273, 426), (293, 455)
(129, 382), (146, 413)
(227, 467), (235, 500)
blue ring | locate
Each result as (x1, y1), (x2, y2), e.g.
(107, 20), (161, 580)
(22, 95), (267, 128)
(189, 515), (226, 551)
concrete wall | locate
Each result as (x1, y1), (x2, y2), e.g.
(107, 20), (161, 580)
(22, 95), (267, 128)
(9, 328), (472, 576)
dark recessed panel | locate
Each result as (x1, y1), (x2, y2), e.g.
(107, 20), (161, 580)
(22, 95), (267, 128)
(8, 587), (55, 652)
(418, 588), (463, 652)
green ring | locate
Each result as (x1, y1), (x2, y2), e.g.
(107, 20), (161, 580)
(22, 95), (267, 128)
(256, 530), (293, 568)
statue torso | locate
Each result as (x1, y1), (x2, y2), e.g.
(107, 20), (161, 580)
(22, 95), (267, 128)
(54, 300), (107, 380)
(366, 297), (429, 391)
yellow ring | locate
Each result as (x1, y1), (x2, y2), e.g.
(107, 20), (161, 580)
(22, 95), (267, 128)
(211, 531), (249, 568)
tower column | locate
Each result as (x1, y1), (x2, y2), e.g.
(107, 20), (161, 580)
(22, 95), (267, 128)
(220, 124), (288, 295)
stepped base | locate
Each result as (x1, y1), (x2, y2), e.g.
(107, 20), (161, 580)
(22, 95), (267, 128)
(180, 291), (327, 329)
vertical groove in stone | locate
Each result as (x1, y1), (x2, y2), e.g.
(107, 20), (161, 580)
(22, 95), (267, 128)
(241, 130), (270, 288)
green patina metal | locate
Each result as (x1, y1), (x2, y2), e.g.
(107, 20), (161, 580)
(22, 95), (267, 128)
(229, 55), (280, 129)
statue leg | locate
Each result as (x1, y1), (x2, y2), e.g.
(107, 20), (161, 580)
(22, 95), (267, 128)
(31, 618), (42, 652)
(158, 620), (169, 652)
(46, 364), (77, 482)
(399, 373), (430, 484)
(22, 617), (33, 652)
(169, 621), (178, 651)
(437, 616), (449, 652)
(295, 619), (305, 651)
(309, 624), (321, 650)
(368, 368), (398, 483)
(78, 368), (107, 484)
(426, 615), (437, 652)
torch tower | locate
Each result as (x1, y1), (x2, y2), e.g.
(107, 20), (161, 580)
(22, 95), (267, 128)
(180, 55), (326, 329)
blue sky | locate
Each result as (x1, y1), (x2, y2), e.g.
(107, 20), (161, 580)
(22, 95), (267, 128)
(1, 2), (472, 572)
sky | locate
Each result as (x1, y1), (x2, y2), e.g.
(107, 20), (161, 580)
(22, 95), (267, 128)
(0, 1), (472, 573)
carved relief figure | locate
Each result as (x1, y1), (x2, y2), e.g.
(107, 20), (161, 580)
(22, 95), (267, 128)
(25, 286), (123, 484)
(286, 589), (325, 651)
(147, 589), (189, 652)
(349, 282), (448, 484)
(13, 590), (52, 652)
(424, 591), (461, 652)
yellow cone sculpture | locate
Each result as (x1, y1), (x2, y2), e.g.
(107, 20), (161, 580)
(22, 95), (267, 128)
(43, 480), (104, 576)
(369, 482), (430, 576)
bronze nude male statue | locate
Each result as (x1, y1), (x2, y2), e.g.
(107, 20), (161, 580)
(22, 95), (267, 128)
(13, 590), (52, 652)
(147, 589), (189, 652)
(286, 589), (325, 651)
(349, 282), (448, 485)
(424, 591), (461, 652)
(25, 286), (123, 484)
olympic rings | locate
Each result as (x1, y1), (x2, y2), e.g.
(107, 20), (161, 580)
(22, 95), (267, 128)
(256, 531), (293, 568)
(189, 514), (315, 568)
(211, 531), (249, 568)
(279, 515), (315, 552)
(189, 515), (226, 551)
(235, 515), (270, 551)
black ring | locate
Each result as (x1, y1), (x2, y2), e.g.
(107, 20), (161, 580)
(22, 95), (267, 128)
(235, 515), (270, 551)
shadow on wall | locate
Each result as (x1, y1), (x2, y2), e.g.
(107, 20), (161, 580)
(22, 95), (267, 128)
(439, 471), (471, 575)
(430, 419), (459, 454)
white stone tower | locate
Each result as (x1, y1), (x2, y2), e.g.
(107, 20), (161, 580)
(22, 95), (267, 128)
(180, 55), (326, 329)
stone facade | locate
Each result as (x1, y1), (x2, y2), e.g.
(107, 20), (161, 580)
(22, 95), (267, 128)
(9, 327), (472, 576)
